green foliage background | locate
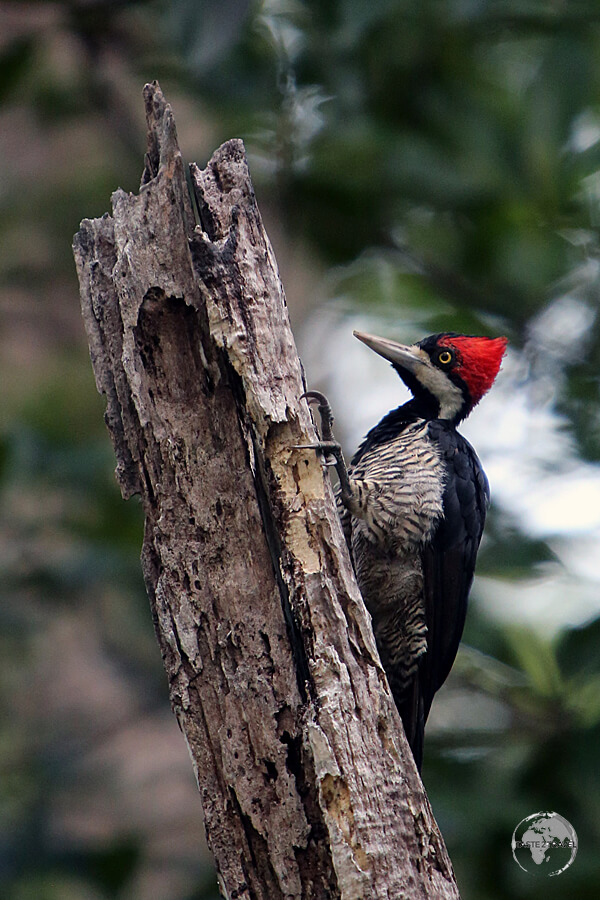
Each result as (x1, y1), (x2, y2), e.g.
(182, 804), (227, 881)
(2, 1), (600, 897)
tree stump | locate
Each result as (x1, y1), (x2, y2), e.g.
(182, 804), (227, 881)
(73, 81), (460, 900)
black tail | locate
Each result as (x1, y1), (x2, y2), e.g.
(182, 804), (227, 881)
(395, 676), (426, 772)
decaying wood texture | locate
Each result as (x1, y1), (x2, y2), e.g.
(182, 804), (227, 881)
(73, 81), (460, 900)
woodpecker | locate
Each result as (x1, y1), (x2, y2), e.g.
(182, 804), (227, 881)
(302, 331), (507, 770)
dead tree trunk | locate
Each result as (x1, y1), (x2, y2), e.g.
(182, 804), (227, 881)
(73, 82), (460, 900)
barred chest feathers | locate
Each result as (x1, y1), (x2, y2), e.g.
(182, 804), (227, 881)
(341, 420), (446, 552)
(337, 420), (447, 694)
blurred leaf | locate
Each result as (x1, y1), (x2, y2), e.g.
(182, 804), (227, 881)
(0, 38), (35, 104)
(557, 615), (600, 678)
(504, 627), (564, 698)
(477, 517), (558, 579)
(72, 838), (141, 893)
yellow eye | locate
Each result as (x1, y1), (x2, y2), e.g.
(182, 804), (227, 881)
(438, 350), (453, 366)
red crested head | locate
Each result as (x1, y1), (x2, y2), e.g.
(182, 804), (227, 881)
(354, 329), (507, 423)
(437, 334), (507, 407)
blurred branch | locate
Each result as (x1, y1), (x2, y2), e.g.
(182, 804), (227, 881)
(73, 82), (461, 899)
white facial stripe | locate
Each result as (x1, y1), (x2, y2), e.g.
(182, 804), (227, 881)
(408, 345), (465, 420)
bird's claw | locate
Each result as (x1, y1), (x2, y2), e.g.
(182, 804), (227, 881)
(299, 390), (335, 443)
(291, 440), (341, 466)
(297, 391), (344, 467)
(297, 389), (354, 502)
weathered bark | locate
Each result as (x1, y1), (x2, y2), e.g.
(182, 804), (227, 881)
(73, 81), (460, 900)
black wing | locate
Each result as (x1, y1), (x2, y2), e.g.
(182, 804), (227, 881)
(412, 422), (489, 767)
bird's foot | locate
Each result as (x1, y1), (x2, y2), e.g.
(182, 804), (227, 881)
(294, 391), (338, 462)
(295, 391), (353, 502)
